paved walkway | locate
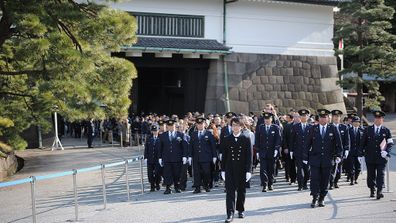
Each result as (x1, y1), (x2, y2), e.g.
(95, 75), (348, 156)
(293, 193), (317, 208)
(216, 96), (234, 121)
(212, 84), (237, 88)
(1, 115), (396, 222)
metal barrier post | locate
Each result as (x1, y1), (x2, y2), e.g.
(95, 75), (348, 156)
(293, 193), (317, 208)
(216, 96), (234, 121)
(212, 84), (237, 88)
(385, 157), (393, 193)
(130, 131), (133, 147)
(30, 176), (37, 223)
(120, 130), (123, 148)
(139, 158), (144, 194)
(101, 164), (107, 209)
(125, 160), (130, 201)
(72, 169), (79, 221)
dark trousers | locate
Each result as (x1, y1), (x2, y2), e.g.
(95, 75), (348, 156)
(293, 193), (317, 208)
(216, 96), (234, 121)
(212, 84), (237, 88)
(163, 162), (182, 187)
(193, 162), (211, 188)
(147, 163), (161, 186)
(226, 185), (246, 216)
(344, 156), (361, 180)
(179, 163), (189, 189)
(285, 156), (297, 182)
(87, 134), (94, 147)
(295, 159), (310, 188)
(330, 162), (343, 185)
(310, 166), (331, 197)
(260, 158), (275, 186)
(366, 163), (386, 191)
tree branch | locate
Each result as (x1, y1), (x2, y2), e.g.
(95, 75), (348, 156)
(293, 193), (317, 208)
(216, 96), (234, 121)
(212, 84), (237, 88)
(0, 91), (33, 98)
(0, 70), (43, 76)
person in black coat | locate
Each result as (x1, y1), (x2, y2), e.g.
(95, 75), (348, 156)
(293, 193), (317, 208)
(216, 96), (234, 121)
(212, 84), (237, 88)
(144, 125), (161, 191)
(303, 109), (342, 208)
(282, 113), (296, 185)
(221, 117), (252, 222)
(361, 111), (393, 199)
(189, 118), (217, 193)
(345, 116), (364, 185)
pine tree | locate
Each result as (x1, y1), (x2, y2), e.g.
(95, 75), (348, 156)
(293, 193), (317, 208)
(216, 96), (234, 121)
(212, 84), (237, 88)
(335, 0), (396, 117)
(0, 0), (137, 155)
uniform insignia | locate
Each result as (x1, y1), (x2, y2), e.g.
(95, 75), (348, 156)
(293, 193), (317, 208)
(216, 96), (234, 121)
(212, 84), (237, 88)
(271, 131), (275, 134)
(387, 138), (394, 144)
(176, 137), (182, 141)
(329, 133), (333, 136)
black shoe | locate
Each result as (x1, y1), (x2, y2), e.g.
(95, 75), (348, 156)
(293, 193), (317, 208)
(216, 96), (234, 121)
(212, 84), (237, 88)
(193, 188), (201, 194)
(298, 187), (302, 191)
(164, 188), (172, 195)
(303, 185), (308, 190)
(329, 185), (333, 190)
(262, 186), (267, 192)
(376, 192), (384, 200)
(150, 187), (155, 192)
(354, 181), (358, 184)
(334, 184), (339, 189)
(175, 188), (181, 193)
(238, 212), (245, 219)
(311, 196), (318, 208)
(225, 212), (234, 222)
(156, 185), (161, 191)
(370, 189), (375, 198)
(205, 187), (211, 192)
(350, 181), (354, 186)
(268, 185), (273, 191)
(318, 196), (325, 207)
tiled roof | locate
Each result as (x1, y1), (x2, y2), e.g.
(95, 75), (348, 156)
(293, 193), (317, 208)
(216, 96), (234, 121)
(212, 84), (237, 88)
(131, 37), (230, 51)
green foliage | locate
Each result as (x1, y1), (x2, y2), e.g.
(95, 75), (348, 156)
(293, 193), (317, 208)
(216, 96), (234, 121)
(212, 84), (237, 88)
(0, 0), (138, 153)
(334, 0), (396, 112)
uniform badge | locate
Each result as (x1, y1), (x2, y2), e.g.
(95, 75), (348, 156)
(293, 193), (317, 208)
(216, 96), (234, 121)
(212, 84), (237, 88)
(383, 134), (386, 137)
(271, 131), (275, 134)
(329, 133), (333, 136)
(176, 137), (182, 142)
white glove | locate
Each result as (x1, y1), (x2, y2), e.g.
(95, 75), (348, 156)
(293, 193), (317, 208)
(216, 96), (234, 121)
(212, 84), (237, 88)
(344, 150), (349, 159)
(188, 157), (192, 165)
(358, 156), (363, 164)
(212, 157), (217, 164)
(290, 152), (294, 160)
(144, 159), (147, 165)
(219, 153), (222, 161)
(182, 157), (187, 165)
(221, 171), (226, 181)
(335, 157), (341, 164)
(274, 150), (278, 158)
(303, 160), (308, 165)
(381, 151), (388, 158)
(246, 172), (252, 182)
(158, 158), (163, 167)
(256, 153), (259, 160)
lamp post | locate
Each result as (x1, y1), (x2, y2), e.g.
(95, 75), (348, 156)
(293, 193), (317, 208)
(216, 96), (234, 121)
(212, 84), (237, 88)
(51, 105), (64, 151)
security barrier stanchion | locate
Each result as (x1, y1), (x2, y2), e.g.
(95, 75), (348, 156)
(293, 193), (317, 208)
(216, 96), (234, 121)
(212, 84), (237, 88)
(30, 176), (37, 223)
(125, 160), (130, 201)
(385, 157), (393, 193)
(139, 158), (144, 194)
(72, 169), (79, 221)
(101, 164), (107, 209)
(120, 130), (123, 148)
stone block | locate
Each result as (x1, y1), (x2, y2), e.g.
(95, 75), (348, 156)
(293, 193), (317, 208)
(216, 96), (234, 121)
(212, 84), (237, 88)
(269, 76), (277, 84)
(257, 67), (265, 76)
(229, 88), (239, 100)
(242, 80), (252, 89)
(260, 76), (269, 84)
(265, 84), (274, 91)
(253, 91), (262, 100)
(252, 76), (261, 84)
(239, 89), (248, 101)
(320, 65), (338, 78)
(228, 62), (247, 75)
(265, 67), (273, 76)
(285, 91), (292, 99)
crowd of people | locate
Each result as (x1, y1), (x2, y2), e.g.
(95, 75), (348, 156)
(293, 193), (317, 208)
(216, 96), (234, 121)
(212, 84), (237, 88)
(137, 104), (393, 222)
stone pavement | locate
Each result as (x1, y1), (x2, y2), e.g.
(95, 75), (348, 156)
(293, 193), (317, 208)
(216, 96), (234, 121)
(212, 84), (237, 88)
(1, 115), (396, 223)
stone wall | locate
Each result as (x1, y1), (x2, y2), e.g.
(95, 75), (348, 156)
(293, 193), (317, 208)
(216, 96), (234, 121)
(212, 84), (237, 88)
(205, 53), (346, 114)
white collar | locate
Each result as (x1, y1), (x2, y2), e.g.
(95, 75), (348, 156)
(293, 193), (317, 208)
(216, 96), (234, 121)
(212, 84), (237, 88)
(233, 132), (241, 138)
(374, 125), (382, 130)
(320, 124), (327, 129)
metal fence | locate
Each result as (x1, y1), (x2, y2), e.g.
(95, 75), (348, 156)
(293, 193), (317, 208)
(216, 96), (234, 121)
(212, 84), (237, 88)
(0, 155), (145, 223)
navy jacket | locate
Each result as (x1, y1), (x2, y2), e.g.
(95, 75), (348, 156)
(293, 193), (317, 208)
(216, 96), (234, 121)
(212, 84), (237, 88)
(158, 131), (188, 163)
(290, 122), (312, 159)
(362, 125), (393, 164)
(189, 130), (217, 163)
(255, 124), (281, 159)
(333, 123), (350, 156)
(144, 135), (160, 164)
(303, 124), (343, 168)
(348, 126), (364, 157)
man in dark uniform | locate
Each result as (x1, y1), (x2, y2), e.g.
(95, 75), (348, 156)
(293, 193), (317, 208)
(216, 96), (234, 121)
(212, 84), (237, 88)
(144, 125), (161, 191)
(221, 118), (252, 222)
(329, 110), (350, 189)
(290, 109), (311, 191)
(86, 119), (95, 148)
(219, 112), (236, 158)
(304, 109), (342, 208)
(282, 113), (296, 184)
(255, 112), (281, 192)
(189, 118), (217, 193)
(362, 111), (393, 199)
(345, 116), (364, 185)
(158, 119), (188, 194)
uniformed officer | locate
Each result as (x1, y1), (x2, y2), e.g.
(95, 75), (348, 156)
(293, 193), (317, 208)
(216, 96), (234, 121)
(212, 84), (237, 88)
(290, 109), (311, 191)
(221, 117), (252, 222)
(144, 125), (161, 191)
(361, 111), (393, 199)
(158, 119), (188, 194)
(303, 109), (342, 208)
(255, 112), (281, 192)
(189, 118), (217, 193)
(329, 110), (350, 189)
(282, 113), (297, 185)
(345, 116), (364, 185)
(158, 120), (166, 134)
